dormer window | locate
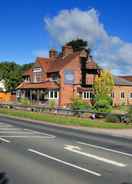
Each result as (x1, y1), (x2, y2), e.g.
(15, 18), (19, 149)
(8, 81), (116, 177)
(33, 68), (42, 83)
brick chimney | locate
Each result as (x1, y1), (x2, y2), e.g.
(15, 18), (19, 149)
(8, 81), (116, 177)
(49, 48), (57, 59)
(62, 45), (73, 57)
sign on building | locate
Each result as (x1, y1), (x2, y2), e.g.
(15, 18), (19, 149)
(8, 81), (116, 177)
(64, 70), (75, 84)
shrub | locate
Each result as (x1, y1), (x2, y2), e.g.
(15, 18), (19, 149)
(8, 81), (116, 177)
(127, 106), (132, 123)
(48, 99), (56, 110)
(71, 96), (90, 110)
(19, 97), (31, 105)
(106, 114), (120, 123)
(93, 95), (113, 113)
(119, 102), (128, 113)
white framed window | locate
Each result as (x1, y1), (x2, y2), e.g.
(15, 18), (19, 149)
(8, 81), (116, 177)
(121, 92), (125, 99)
(48, 90), (59, 99)
(33, 68), (42, 83)
(82, 91), (92, 99)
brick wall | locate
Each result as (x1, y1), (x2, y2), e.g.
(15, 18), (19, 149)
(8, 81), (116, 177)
(59, 56), (82, 106)
(112, 86), (132, 106)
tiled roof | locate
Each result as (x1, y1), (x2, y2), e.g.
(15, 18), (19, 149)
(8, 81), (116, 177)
(37, 57), (51, 71)
(17, 81), (59, 89)
(119, 76), (132, 82)
(23, 53), (80, 76)
(113, 76), (132, 86)
(47, 52), (80, 73)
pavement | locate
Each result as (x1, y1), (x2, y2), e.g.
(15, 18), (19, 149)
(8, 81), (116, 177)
(0, 115), (132, 184)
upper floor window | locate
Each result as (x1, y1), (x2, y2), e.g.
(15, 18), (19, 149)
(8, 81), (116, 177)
(121, 92), (125, 98)
(82, 91), (92, 99)
(51, 73), (59, 81)
(33, 68), (42, 83)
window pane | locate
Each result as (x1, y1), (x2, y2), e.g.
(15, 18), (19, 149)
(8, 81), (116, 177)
(54, 91), (58, 98)
(121, 92), (125, 98)
(84, 92), (86, 99)
(86, 92), (89, 99)
(50, 91), (54, 98)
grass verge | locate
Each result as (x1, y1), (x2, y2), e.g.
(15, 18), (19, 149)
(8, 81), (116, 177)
(0, 108), (132, 129)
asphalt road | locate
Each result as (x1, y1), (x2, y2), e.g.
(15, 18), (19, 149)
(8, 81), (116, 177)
(0, 116), (132, 184)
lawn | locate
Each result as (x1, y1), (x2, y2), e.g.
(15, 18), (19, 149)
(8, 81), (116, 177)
(0, 108), (132, 129)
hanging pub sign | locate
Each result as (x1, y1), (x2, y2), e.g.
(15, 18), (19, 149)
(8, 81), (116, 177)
(64, 70), (75, 84)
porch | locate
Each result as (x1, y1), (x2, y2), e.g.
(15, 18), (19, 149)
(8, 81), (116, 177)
(16, 81), (60, 105)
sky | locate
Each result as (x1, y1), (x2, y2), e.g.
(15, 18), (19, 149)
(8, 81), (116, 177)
(0, 0), (132, 75)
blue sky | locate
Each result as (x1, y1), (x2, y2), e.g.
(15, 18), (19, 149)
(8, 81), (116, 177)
(0, 0), (132, 74)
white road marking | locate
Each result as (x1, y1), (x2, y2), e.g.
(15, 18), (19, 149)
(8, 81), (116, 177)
(0, 124), (56, 139)
(64, 145), (126, 168)
(0, 131), (36, 134)
(1, 135), (55, 138)
(77, 141), (132, 158)
(0, 137), (10, 143)
(28, 148), (101, 177)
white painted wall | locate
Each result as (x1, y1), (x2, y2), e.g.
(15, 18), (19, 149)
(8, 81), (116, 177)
(0, 80), (6, 91)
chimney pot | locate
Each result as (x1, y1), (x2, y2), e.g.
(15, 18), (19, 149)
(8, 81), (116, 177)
(49, 48), (57, 59)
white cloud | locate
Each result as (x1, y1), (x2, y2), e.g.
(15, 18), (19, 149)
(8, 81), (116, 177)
(44, 8), (132, 75)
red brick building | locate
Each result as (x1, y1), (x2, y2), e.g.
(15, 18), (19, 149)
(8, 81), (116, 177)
(17, 45), (132, 107)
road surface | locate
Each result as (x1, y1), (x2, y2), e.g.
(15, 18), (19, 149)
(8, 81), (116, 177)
(0, 116), (132, 184)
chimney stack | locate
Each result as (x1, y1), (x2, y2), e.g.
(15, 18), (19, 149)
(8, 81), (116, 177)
(62, 45), (73, 57)
(49, 48), (57, 59)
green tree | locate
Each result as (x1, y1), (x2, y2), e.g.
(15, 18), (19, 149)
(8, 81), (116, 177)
(0, 62), (23, 91)
(93, 70), (114, 112)
(66, 38), (91, 54)
(21, 63), (33, 72)
(0, 61), (33, 92)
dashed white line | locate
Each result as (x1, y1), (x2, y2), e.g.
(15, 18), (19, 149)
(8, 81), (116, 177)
(28, 148), (101, 177)
(0, 131), (36, 134)
(0, 137), (10, 143)
(64, 145), (126, 168)
(77, 141), (132, 158)
(1, 135), (55, 138)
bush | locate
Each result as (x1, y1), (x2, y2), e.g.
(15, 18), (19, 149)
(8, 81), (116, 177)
(119, 102), (128, 113)
(127, 106), (132, 123)
(106, 114), (120, 123)
(71, 96), (90, 110)
(19, 97), (31, 105)
(93, 95), (113, 113)
(48, 99), (56, 110)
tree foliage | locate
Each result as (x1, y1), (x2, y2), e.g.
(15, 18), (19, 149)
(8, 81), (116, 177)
(66, 38), (91, 54)
(94, 70), (114, 97)
(93, 70), (114, 113)
(0, 61), (33, 92)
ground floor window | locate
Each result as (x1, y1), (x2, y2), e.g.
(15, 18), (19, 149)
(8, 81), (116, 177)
(130, 93), (132, 99)
(121, 92), (125, 98)
(82, 91), (92, 99)
(48, 90), (59, 99)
